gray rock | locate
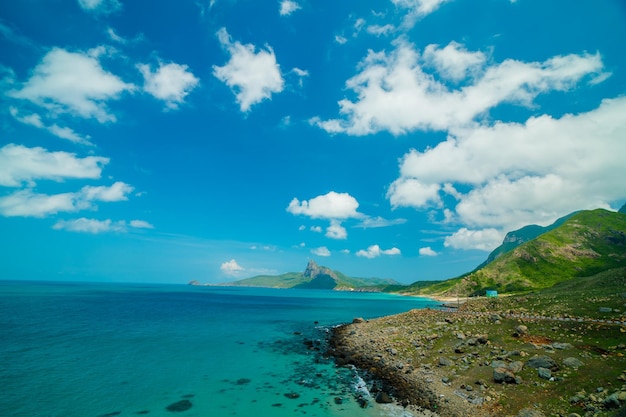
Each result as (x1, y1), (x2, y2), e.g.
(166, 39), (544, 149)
(537, 367), (552, 380)
(527, 355), (559, 371)
(603, 393), (621, 409)
(493, 367), (516, 384)
(491, 360), (507, 368)
(599, 307), (613, 313)
(515, 325), (528, 336)
(563, 357), (584, 368)
(552, 342), (573, 350)
(508, 361), (524, 373)
(439, 356), (455, 367)
(490, 314), (502, 322)
(477, 334), (489, 344)
(352, 317), (365, 323)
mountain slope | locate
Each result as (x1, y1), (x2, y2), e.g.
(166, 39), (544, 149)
(474, 212), (577, 270)
(417, 208), (626, 296)
(226, 260), (400, 290)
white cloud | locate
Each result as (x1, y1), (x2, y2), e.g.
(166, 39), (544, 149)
(355, 216), (407, 228)
(213, 28), (284, 112)
(0, 144), (107, 187)
(390, 96), (626, 250)
(326, 221), (347, 239)
(356, 244), (401, 258)
(80, 181), (133, 202)
(310, 225), (322, 233)
(77, 0), (121, 14)
(220, 259), (245, 275)
(9, 47), (134, 122)
(392, 0), (452, 28)
(0, 189), (77, 217)
(129, 219), (154, 229)
(279, 0), (301, 16)
(138, 62), (199, 110)
(53, 217), (126, 233)
(287, 191), (361, 219)
(311, 246), (331, 257)
(367, 24), (396, 37)
(10, 107), (93, 145)
(0, 182), (133, 218)
(419, 246), (438, 256)
(314, 39), (605, 135)
(335, 35), (348, 45)
(444, 228), (504, 251)
(423, 41), (485, 82)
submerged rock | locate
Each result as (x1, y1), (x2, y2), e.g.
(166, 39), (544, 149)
(165, 400), (192, 412)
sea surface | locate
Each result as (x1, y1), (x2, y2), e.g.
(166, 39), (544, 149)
(0, 281), (437, 417)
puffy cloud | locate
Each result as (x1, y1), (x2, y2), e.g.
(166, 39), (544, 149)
(444, 228), (504, 251)
(279, 1), (301, 16)
(138, 62), (199, 110)
(53, 217), (126, 233)
(356, 244), (401, 258)
(0, 144), (107, 187)
(129, 219), (154, 229)
(8, 47), (134, 122)
(287, 191), (361, 219)
(77, 0), (121, 14)
(213, 28), (284, 112)
(10, 107), (93, 145)
(0, 189), (77, 217)
(423, 41), (485, 82)
(314, 40), (605, 135)
(310, 225), (322, 233)
(220, 259), (245, 275)
(326, 221), (347, 239)
(0, 182), (133, 217)
(80, 181), (133, 202)
(391, 96), (626, 250)
(311, 246), (331, 257)
(419, 246), (438, 256)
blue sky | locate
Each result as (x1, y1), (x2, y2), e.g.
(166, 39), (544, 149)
(1, 0), (625, 284)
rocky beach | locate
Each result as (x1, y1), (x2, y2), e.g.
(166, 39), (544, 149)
(328, 300), (626, 417)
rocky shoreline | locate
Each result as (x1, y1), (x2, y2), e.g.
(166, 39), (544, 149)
(327, 306), (626, 417)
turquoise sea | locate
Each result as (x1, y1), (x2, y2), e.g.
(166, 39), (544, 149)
(0, 281), (437, 417)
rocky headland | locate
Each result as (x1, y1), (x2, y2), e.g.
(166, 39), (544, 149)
(328, 301), (626, 417)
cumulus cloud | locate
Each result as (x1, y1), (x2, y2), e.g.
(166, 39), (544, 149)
(419, 246), (438, 256)
(279, 0), (301, 16)
(356, 244), (401, 258)
(0, 144), (107, 187)
(444, 228), (504, 251)
(0, 182), (133, 217)
(313, 39), (605, 135)
(390, 96), (626, 250)
(423, 41), (485, 82)
(287, 191), (363, 239)
(287, 191), (361, 219)
(8, 47), (134, 122)
(326, 221), (347, 239)
(129, 219), (154, 229)
(138, 62), (199, 110)
(77, 0), (121, 14)
(311, 246), (331, 257)
(53, 217), (126, 233)
(220, 259), (245, 276)
(10, 107), (93, 145)
(213, 28), (284, 112)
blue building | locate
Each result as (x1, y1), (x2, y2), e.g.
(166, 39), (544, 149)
(486, 290), (498, 298)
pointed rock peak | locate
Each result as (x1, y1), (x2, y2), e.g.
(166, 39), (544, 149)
(619, 202), (626, 214)
(304, 260), (321, 278)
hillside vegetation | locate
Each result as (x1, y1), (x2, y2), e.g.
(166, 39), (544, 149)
(414, 209), (626, 297)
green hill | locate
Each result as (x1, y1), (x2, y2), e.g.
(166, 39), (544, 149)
(414, 208), (626, 297)
(226, 260), (400, 290)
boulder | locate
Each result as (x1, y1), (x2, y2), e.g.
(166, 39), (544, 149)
(439, 356), (455, 367)
(516, 409), (545, 417)
(493, 367), (517, 384)
(527, 355), (558, 371)
(375, 391), (394, 404)
(508, 361), (524, 373)
(515, 325), (529, 336)
(563, 357), (583, 368)
(538, 367), (552, 380)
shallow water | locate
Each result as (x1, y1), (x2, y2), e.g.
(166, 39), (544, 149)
(0, 282), (436, 417)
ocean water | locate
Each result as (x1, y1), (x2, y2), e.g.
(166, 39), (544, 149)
(0, 281), (436, 417)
